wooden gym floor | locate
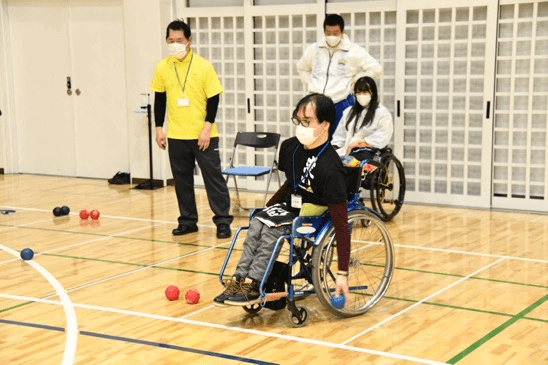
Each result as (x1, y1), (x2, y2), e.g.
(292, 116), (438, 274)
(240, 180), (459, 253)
(0, 174), (546, 364)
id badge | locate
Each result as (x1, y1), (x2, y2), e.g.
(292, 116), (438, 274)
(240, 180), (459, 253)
(291, 194), (302, 209)
(177, 98), (190, 107)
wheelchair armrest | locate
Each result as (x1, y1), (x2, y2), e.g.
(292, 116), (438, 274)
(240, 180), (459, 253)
(359, 158), (383, 170)
(349, 147), (384, 171)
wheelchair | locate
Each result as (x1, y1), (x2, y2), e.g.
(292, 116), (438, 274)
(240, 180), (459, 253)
(351, 147), (406, 222)
(217, 159), (395, 327)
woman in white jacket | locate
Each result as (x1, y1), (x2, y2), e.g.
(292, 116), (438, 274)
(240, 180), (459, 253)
(332, 76), (393, 162)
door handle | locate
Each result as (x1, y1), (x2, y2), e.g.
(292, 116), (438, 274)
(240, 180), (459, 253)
(67, 76), (72, 95)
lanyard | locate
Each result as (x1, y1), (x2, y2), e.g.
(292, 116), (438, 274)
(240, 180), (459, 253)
(173, 53), (193, 96)
(292, 142), (329, 191)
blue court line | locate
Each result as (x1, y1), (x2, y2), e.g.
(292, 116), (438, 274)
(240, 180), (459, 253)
(0, 318), (278, 365)
(0, 318), (64, 332)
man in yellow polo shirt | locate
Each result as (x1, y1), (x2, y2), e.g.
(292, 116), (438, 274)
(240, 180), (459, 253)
(151, 19), (232, 238)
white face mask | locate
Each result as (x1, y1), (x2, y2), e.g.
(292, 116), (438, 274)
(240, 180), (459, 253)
(356, 94), (371, 108)
(325, 35), (342, 48)
(296, 124), (322, 146)
(168, 42), (188, 59)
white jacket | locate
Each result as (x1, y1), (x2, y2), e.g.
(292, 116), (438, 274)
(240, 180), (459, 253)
(332, 104), (393, 156)
(296, 34), (383, 103)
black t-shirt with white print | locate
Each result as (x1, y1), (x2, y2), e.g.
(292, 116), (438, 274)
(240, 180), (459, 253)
(278, 137), (347, 209)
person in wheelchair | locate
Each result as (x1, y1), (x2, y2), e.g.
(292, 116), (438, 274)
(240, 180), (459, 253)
(214, 93), (352, 306)
(331, 76), (393, 170)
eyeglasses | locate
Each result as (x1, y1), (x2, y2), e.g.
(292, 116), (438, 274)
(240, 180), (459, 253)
(291, 117), (313, 127)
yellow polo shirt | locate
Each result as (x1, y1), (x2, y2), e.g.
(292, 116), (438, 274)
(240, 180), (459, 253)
(150, 50), (223, 140)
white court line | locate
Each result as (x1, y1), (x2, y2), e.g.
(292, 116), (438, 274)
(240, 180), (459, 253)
(0, 293), (449, 365)
(3, 205), (541, 360)
(0, 223), (168, 266)
(0, 217), (61, 231)
(14, 236), (237, 304)
(7, 205), (541, 263)
(341, 257), (507, 346)
(393, 243), (548, 264)
(0, 246), (78, 365)
(54, 242), (234, 295)
(0, 205), (217, 229)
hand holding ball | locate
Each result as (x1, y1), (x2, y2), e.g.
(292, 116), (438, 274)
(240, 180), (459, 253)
(331, 294), (346, 309)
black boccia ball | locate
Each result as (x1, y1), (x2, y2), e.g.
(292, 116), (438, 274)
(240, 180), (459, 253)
(21, 248), (34, 260)
(61, 206), (70, 215)
(53, 207), (63, 216)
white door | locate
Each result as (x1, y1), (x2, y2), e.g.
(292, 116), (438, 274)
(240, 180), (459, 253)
(395, 0), (498, 208)
(8, 0), (127, 178)
(492, 0), (548, 212)
(8, 0), (76, 176)
(69, 0), (128, 179)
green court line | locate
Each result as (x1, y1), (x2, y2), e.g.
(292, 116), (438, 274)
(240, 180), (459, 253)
(41, 253), (220, 277)
(9, 253), (545, 325)
(3, 223), (545, 290)
(0, 301), (34, 314)
(0, 223), (222, 249)
(383, 296), (547, 323)
(395, 265), (548, 290)
(446, 294), (548, 364)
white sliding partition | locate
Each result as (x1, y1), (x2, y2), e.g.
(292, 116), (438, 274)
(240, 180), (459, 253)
(395, 0), (498, 208)
(492, 0), (548, 212)
(327, 1), (398, 147)
(174, 0), (548, 214)
(177, 0), (322, 191)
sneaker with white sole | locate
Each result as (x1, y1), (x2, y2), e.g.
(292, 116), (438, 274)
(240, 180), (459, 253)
(213, 275), (242, 306)
(224, 277), (260, 306)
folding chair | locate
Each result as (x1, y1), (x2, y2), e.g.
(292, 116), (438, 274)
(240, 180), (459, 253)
(222, 132), (282, 210)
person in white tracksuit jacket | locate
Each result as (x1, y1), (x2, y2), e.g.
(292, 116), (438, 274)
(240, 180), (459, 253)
(296, 14), (383, 137)
(332, 76), (393, 166)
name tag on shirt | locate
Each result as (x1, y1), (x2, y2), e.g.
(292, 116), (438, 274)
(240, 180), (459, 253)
(291, 194), (302, 209)
(177, 98), (190, 107)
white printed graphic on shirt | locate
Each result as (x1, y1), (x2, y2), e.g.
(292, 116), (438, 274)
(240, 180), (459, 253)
(265, 205), (291, 217)
(300, 156), (317, 189)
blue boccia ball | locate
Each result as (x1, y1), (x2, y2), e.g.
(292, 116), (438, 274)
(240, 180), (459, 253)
(20, 248), (34, 260)
(331, 294), (345, 309)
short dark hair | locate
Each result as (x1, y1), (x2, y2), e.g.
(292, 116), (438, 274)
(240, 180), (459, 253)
(166, 20), (191, 40)
(292, 93), (336, 126)
(323, 14), (345, 33)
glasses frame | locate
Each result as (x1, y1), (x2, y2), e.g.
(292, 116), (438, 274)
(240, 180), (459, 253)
(291, 117), (312, 127)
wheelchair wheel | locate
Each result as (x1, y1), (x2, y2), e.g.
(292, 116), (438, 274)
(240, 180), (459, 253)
(287, 306), (308, 327)
(370, 154), (405, 221)
(311, 209), (394, 318)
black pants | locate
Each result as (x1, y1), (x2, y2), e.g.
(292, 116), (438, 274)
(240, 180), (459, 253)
(168, 137), (233, 227)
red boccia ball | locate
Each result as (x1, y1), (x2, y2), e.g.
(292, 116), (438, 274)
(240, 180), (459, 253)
(185, 288), (200, 304)
(90, 210), (100, 219)
(79, 209), (89, 219)
(165, 285), (180, 301)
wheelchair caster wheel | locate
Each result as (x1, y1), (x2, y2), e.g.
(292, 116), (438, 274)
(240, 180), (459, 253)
(243, 303), (262, 314)
(287, 307), (308, 327)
